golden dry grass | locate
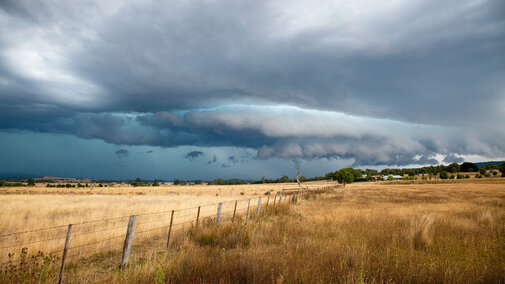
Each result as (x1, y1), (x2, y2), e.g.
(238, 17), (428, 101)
(1, 179), (504, 283)
(0, 182), (329, 266)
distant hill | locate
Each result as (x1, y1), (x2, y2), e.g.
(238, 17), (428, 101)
(0, 173), (38, 180)
(474, 161), (504, 167)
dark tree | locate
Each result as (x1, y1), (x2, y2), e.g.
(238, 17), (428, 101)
(439, 171), (449, 179)
(27, 178), (35, 186)
(152, 179), (160, 186)
(460, 162), (478, 172)
(336, 168), (354, 187)
(446, 163), (460, 173)
(500, 162), (505, 177)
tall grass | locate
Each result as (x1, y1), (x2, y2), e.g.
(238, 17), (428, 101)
(1, 180), (504, 283)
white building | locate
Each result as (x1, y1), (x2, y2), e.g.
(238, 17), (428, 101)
(383, 175), (403, 180)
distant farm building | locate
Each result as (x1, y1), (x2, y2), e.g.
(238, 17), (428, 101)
(383, 175), (403, 180)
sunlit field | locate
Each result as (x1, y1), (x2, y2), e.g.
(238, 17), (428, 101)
(1, 179), (504, 283)
(0, 181), (333, 266)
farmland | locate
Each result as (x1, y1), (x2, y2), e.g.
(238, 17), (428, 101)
(1, 179), (504, 283)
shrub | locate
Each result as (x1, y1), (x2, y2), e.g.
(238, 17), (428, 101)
(439, 171), (449, 179)
(264, 191), (271, 195)
(27, 178), (35, 186)
(465, 175), (470, 178)
(492, 171), (497, 176)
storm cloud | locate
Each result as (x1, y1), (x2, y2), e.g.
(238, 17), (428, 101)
(1, 0), (504, 171)
(185, 150), (204, 161)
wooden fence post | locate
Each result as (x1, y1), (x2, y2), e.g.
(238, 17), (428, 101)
(166, 210), (174, 248)
(216, 203), (223, 223)
(120, 215), (137, 269)
(266, 196), (270, 210)
(246, 199), (251, 222)
(273, 194), (277, 205)
(196, 206), (201, 227)
(232, 200), (237, 221)
(256, 197), (262, 215)
(58, 224), (72, 284)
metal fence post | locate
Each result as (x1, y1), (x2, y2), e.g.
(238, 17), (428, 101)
(216, 202), (223, 223)
(166, 210), (174, 248)
(58, 224), (72, 284)
(120, 215), (137, 269)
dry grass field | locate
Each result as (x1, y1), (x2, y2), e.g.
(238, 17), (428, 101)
(0, 182), (331, 266)
(1, 179), (504, 283)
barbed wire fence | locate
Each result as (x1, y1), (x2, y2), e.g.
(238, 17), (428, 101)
(0, 185), (342, 282)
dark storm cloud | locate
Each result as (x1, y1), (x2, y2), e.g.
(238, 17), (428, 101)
(115, 149), (129, 158)
(1, 0), (504, 167)
(443, 154), (464, 164)
(185, 151), (204, 161)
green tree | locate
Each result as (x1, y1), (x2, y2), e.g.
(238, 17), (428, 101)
(0, 180), (4, 187)
(27, 178), (35, 186)
(460, 162), (478, 172)
(152, 179), (160, 186)
(479, 168), (486, 175)
(500, 162), (505, 177)
(336, 168), (354, 187)
(213, 178), (225, 185)
(439, 171), (449, 179)
(446, 163), (460, 173)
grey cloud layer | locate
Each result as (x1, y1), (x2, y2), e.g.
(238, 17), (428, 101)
(1, 0), (504, 166)
(1, 105), (501, 166)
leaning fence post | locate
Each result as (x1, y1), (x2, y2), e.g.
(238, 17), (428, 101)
(246, 199), (251, 222)
(232, 200), (237, 221)
(58, 224), (72, 284)
(292, 192), (296, 203)
(266, 196), (270, 210)
(196, 206), (201, 227)
(216, 202), (223, 223)
(256, 197), (262, 215)
(279, 194), (283, 204)
(166, 210), (174, 248)
(120, 215), (137, 269)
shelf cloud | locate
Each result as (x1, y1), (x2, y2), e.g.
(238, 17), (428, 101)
(1, 0), (504, 177)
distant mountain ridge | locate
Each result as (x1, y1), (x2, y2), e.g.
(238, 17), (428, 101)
(474, 161), (504, 167)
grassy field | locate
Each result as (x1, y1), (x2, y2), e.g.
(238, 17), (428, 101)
(1, 179), (504, 283)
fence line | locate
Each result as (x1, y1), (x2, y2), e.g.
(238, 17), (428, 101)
(0, 184), (342, 281)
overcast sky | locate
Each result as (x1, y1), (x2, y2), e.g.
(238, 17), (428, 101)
(1, 0), (504, 180)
